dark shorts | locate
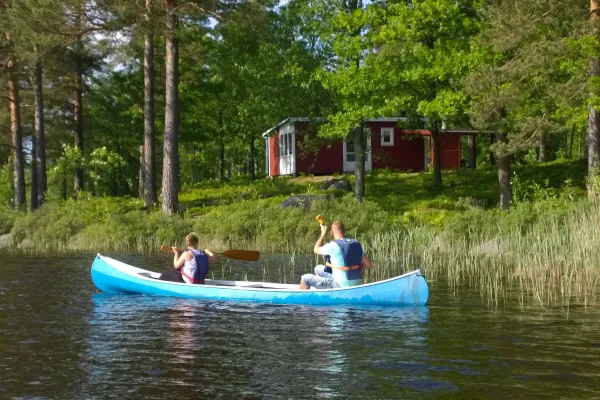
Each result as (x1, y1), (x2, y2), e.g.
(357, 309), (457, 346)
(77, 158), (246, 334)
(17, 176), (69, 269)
(158, 268), (184, 283)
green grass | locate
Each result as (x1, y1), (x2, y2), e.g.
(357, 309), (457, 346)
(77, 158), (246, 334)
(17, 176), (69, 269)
(0, 159), (588, 254)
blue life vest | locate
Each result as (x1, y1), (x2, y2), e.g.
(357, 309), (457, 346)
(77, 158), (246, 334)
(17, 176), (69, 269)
(325, 239), (363, 281)
(181, 249), (209, 284)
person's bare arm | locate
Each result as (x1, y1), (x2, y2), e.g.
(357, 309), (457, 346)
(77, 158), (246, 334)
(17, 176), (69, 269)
(173, 248), (190, 269)
(313, 224), (328, 255)
(361, 255), (373, 269)
(204, 249), (219, 264)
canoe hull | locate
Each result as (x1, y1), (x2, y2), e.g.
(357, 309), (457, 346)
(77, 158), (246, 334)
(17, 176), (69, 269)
(91, 255), (429, 306)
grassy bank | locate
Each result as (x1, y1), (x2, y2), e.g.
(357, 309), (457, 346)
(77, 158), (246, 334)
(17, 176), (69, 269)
(1, 159), (597, 307)
(0, 159), (586, 253)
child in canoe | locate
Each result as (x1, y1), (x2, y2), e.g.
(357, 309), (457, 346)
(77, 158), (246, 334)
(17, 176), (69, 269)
(159, 233), (219, 284)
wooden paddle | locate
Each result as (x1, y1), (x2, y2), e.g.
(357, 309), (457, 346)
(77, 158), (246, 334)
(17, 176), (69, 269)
(315, 215), (332, 273)
(159, 245), (260, 261)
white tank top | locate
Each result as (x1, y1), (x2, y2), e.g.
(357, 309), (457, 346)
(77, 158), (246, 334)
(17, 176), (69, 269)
(181, 250), (198, 284)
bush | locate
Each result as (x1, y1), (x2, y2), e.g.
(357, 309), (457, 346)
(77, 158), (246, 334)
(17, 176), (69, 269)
(193, 194), (397, 251)
(0, 207), (17, 235)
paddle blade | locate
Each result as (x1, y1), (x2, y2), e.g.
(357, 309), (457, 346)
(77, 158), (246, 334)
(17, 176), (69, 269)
(316, 215), (324, 225)
(220, 249), (260, 261)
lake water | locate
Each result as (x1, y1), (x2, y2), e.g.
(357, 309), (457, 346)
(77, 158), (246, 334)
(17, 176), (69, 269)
(1, 253), (599, 399)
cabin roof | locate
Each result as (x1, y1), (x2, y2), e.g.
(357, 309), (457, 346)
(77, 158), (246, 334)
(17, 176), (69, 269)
(261, 117), (481, 138)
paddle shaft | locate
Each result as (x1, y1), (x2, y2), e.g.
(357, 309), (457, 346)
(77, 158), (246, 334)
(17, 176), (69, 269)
(159, 246), (259, 262)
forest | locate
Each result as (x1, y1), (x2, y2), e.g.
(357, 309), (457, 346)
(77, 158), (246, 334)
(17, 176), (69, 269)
(0, 0), (599, 253)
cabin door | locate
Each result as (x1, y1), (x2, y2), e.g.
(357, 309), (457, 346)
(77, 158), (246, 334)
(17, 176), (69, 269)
(343, 129), (371, 172)
(279, 122), (296, 175)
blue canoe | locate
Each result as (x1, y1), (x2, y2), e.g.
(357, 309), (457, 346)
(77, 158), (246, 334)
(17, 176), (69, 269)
(90, 254), (429, 306)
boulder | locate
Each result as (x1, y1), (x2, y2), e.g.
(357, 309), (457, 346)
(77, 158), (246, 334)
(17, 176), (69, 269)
(429, 233), (451, 252)
(322, 178), (352, 192)
(470, 237), (506, 256)
(280, 194), (332, 209)
(0, 233), (13, 249)
(17, 238), (33, 250)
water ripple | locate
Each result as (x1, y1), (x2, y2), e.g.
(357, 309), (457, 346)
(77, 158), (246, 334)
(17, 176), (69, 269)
(0, 254), (599, 399)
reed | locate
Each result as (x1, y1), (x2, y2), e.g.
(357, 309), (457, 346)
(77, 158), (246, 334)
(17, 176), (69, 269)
(359, 203), (600, 308)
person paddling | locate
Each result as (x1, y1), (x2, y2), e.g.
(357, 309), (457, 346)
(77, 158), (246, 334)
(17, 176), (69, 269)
(159, 233), (218, 284)
(299, 221), (372, 290)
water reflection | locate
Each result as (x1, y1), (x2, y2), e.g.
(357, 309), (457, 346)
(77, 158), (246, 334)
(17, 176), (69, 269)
(2, 255), (600, 399)
(86, 294), (431, 398)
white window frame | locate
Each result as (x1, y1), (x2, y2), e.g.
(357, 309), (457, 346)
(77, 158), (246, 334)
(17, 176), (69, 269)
(381, 127), (394, 147)
(279, 123), (296, 175)
(343, 129), (371, 172)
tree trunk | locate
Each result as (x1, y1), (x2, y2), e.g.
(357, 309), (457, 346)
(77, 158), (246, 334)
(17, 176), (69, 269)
(496, 131), (511, 209)
(467, 134), (476, 169)
(189, 143), (195, 184)
(248, 136), (255, 182)
(73, 47), (84, 193)
(30, 134), (38, 211)
(353, 126), (365, 202)
(139, 145), (144, 198)
(431, 128), (442, 186)
(539, 131), (547, 162)
(34, 57), (47, 207)
(489, 133), (496, 165)
(61, 174), (67, 200)
(7, 55), (26, 208)
(161, 0), (180, 214)
(143, 2), (158, 207)
(587, 102), (600, 197)
(219, 137), (225, 181)
(588, 0), (600, 198)
(568, 127), (575, 159)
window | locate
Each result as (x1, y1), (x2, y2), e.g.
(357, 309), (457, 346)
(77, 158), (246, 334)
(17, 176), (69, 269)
(280, 132), (292, 156)
(381, 127), (394, 146)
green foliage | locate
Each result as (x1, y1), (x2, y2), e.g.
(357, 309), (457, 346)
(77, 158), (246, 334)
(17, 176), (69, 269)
(193, 194), (395, 251)
(88, 147), (129, 196)
(466, 0), (589, 158)
(0, 160), (13, 207)
(9, 197), (191, 253)
(0, 158), (592, 253)
(0, 207), (17, 235)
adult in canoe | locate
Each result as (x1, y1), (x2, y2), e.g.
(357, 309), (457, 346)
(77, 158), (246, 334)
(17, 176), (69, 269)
(299, 221), (373, 290)
(158, 233), (219, 284)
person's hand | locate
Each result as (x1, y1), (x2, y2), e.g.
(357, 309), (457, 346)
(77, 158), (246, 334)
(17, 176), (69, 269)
(171, 247), (180, 256)
(204, 248), (215, 257)
(320, 224), (328, 236)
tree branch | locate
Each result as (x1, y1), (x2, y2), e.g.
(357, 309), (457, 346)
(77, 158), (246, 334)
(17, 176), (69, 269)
(175, 2), (222, 21)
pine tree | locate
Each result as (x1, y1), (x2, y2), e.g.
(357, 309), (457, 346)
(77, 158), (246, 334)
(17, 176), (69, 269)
(162, 0), (179, 214)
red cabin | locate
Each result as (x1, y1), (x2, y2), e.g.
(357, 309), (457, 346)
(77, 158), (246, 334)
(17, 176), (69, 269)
(262, 117), (473, 177)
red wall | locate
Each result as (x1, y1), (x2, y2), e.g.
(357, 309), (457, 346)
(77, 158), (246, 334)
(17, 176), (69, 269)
(367, 122), (426, 172)
(267, 121), (462, 176)
(269, 133), (280, 177)
(295, 132), (343, 175)
(430, 134), (461, 169)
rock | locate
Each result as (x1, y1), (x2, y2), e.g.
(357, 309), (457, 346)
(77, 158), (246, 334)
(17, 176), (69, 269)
(0, 233), (13, 249)
(322, 178), (352, 192)
(429, 233), (451, 252)
(470, 237), (506, 256)
(280, 194), (333, 209)
(17, 238), (33, 249)
(469, 198), (487, 209)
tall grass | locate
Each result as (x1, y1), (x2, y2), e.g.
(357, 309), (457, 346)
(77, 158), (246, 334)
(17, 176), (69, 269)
(359, 202), (600, 309)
